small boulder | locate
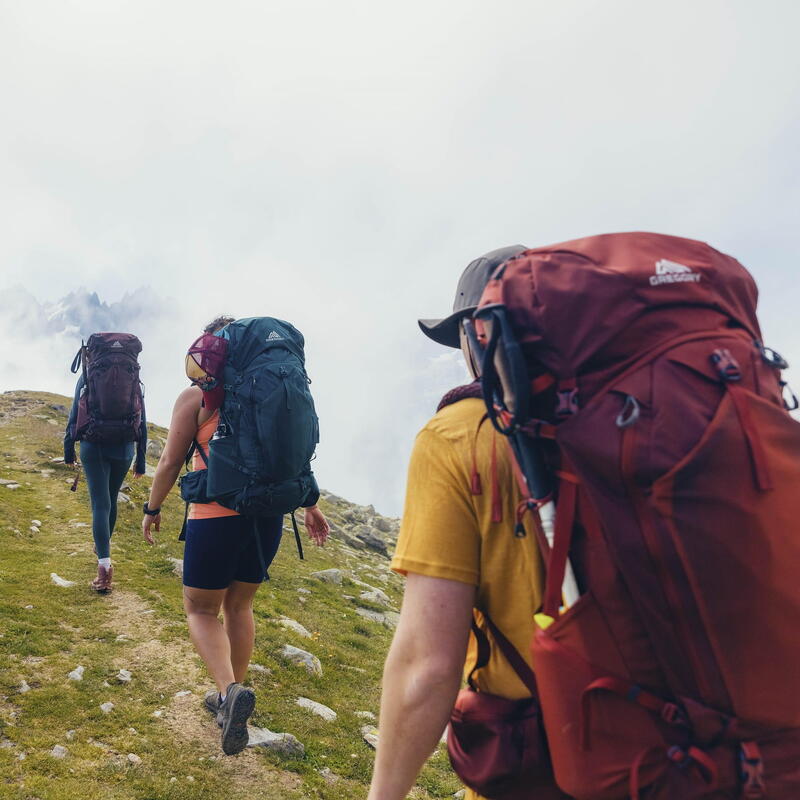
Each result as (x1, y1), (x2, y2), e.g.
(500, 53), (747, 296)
(146, 439), (164, 459)
(247, 726), (305, 757)
(117, 493), (131, 504)
(279, 645), (322, 677)
(51, 573), (75, 588)
(296, 697), (337, 721)
(68, 666), (84, 681)
(309, 568), (343, 585)
(249, 663), (271, 674)
(100, 702), (115, 714)
(19, 680), (31, 694)
(355, 607), (386, 625)
(359, 589), (392, 607)
(51, 745), (68, 759)
(276, 617), (312, 638)
(31, 519), (42, 527)
(116, 669), (132, 684)
(354, 711), (376, 721)
(361, 724), (380, 749)
(127, 753), (142, 765)
(167, 558), (183, 578)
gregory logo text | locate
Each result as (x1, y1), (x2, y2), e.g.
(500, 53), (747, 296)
(266, 331), (283, 341)
(650, 259), (701, 286)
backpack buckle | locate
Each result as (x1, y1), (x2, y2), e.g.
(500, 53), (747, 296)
(710, 348), (741, 382)
(739, 741), (766, 799)
(555, 387), (579, 417)
(755, 341), (789, 370)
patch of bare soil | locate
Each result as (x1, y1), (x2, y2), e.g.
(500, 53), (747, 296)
(165, 692), (305, 798)
(107, 589), (200, 688)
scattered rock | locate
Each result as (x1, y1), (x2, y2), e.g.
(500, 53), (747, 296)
(247, 726), (305, 757)
(65, 730), (76, 741)
(5, 483), (20, 490)
(384, 611), (400, 629)
(276, 617), (312, 638)
(355, 607), (386, 624)
(361, 724), (380, 749)
(354, 711), (376, 721)
(167, 557), (183, 578)
(29, 526), (39, 534)
(51, 573), (75, 588)
(249, 663), (271, 674)
(116, 669), (132, 684)
(146, 439), (164, 459)
(454, 790), (466, 799)
(115, 634), (130, 642)
(19, 680), (31, 694)
(175, 690), (192, 698)
(100, 702), (115, 714)
(310, 568), (343, 585)
(127, 753), (142, 765)
(68, 665), (85, 681)
(297, 588), (311, 594)
(51, 745), (68, 759)
(117, 493), (131, 504)
(152, 709), (164, 718)
(279, 644), (322, 677)
(31, 519), (42, 527)
(318, 766), (340, 784)
(50, 404), (67, 413)
(373, 517), (393, 533)
(355, 529), (389, 557)
(359, 588), (392, 607)
(144, 464), (156, 478)
(296, 697), (337, 721)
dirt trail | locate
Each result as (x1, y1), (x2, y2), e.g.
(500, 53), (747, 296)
(109, 588), (305, 798)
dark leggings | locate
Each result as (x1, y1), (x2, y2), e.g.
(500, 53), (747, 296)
(80, 441), (133, 559)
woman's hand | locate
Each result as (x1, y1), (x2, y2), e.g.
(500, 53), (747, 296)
(132, 471), (144, 480)
(304, 506), (330, 546)
(142, 512), (161, 545)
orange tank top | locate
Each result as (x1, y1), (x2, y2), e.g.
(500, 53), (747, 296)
(189, 410), (239, 520)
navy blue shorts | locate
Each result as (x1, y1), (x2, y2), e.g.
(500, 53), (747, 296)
(183, 515), (284, 590)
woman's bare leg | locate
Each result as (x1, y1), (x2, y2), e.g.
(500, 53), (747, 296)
(183, 585), (235, 694)
(222, 580), (260, 683)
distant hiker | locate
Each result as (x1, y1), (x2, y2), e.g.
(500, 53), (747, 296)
(141, 315), (329, 756)
(368, 248), (569, 800)
(64, 332), (147, 595)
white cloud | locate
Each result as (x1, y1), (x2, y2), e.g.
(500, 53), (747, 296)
(1, 0), (799, 513)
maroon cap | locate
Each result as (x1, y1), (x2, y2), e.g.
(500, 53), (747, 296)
(185, 333), (229, 410)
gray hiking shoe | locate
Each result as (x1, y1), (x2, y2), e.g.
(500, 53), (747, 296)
(219, 683), (255, 756)
(204, 690), (223, 726)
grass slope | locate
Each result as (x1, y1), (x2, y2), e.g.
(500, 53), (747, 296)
(0, 391), (460, 800)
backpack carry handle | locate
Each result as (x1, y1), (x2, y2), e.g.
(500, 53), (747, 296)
(70, 341), (86, 375)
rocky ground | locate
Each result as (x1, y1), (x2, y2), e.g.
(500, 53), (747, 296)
(0, 390), (461, 800)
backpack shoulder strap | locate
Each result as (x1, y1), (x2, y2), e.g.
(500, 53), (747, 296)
(472, 610), (539, 697)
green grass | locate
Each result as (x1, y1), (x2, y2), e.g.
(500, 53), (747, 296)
(0, 391), (461, 800)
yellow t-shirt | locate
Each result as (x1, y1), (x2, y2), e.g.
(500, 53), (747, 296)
(392, 398), (545, 777)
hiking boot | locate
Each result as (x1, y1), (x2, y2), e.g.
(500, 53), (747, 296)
(203, 690), (223, 726)
(219, 683), (255, 756)
(90, 565), (112, 594)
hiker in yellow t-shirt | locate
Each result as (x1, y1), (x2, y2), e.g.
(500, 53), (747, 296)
(367, 248), (569, 800)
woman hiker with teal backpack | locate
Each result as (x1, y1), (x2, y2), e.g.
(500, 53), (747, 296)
(141, 315), (329, 756)
(64, 333), (148, 595)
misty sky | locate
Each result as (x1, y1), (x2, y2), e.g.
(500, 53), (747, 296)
(1, 1), (799, 515)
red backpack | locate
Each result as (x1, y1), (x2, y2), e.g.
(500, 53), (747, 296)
(473, 232), (800, 799)
(70, 332), (144, 444)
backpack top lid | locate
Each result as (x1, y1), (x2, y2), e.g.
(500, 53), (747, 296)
(221, 317), (306, 370)
(85, 332), (142, 358)
(477, 231), (761, 377)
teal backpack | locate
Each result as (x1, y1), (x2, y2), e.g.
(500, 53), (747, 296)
(180, 317), (320, 551)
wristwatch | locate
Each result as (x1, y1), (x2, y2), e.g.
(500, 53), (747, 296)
(143, 502), (161, 516)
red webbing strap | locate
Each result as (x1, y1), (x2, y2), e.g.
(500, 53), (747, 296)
(470, 414), (490, 496)
(726, 384), (773, 492)
(530, 372), (556, 395)
(490, 432), (502, 523)
(467, 616), (491, 691)
(542, 476), (577, 618)
(482, 613), (538, 697)
(630, 745), (719, 800)
(580, 676), (687, 751)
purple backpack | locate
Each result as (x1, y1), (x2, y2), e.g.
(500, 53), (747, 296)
(70, 333), (143, 444)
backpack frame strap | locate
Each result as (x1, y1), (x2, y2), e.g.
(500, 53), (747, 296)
(290, 511), (304, 560)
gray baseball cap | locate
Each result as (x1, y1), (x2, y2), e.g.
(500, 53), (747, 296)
(418, 244), (527, 348)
